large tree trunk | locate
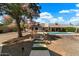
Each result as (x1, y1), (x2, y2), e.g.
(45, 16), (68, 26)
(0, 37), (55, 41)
(15, 17), (22, 37)
(30, 16), (33, 30)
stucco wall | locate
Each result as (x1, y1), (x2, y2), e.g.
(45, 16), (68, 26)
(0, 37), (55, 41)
(0, 41), (33, 56)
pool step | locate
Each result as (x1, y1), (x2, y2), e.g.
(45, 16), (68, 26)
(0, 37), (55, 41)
(30, 50), (50, 56)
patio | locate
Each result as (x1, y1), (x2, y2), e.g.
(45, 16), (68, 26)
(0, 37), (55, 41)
(47, 35), (79, 56)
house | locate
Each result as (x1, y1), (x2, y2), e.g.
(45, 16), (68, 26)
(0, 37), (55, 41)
(31, 22), (43, 32)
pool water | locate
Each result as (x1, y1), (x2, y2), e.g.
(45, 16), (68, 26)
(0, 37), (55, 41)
(47, 32), (73, 35)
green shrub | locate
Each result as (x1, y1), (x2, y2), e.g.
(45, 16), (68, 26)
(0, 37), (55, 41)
(64, 27), (76, 32)
(32, 47), (48, 50)
(12, 27), (17, 32)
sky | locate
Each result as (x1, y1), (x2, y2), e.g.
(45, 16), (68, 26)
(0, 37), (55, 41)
(0, 3), (79, 26)
(34, 3), (79, 26)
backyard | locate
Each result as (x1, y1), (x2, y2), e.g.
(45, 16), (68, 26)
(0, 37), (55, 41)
(0, 3), (79, 56)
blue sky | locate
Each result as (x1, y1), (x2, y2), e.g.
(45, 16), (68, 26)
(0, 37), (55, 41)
(0, 3), (79, 25)
(40, 3), (78, 19)
(34, 3), (79, 25)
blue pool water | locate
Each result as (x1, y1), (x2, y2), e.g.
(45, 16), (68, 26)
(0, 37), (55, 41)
(47, 32), (73, 35)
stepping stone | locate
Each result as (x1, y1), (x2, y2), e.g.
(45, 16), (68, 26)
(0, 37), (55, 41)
(32, 43), (47, 50)
(33, 43), (47, 47)
(30, 50), (50, 56)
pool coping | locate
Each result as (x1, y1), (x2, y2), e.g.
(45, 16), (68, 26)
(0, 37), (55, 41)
(47, 32), (79, 35)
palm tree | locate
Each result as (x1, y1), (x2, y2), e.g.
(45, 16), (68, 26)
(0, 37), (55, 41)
(0, 3), (41, 37)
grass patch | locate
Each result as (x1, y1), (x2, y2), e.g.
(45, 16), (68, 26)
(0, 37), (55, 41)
(32, 47), (48, 50)
(33, 42), (45, 44)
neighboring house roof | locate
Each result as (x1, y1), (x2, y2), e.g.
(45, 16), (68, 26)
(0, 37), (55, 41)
(41, 23), (79, 28)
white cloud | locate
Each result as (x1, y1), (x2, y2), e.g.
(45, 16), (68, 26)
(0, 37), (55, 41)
(70, 9), (79, 12)
(58, 8), (79, 25)
(34, 12), (66, 24)
(34, 12), (79, 26)
(59, 4), (79, 14)
(40, 12), (53, 19)
(34, 12), (53, 23)
(57, 17), (66, 24)
(59, 10), (70, 13)
(59, 9), (79, 14)
(76, 13), (79, 16)
(76, 4), (79, 8)
(58, 4), (79, 13)
(49, 17), (66, 24)
(69, 17), (79, 25)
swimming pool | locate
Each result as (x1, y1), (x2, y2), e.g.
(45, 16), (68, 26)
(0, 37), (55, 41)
(47, 32), (74, 35)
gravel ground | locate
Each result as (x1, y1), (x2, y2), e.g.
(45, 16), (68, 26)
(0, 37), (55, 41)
(0, 32), (30, 44)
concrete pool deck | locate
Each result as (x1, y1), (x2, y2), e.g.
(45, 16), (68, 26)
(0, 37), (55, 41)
(0, 32), (30, 44)
(47, 35), (79, 56)
(37, 32), (79, 35)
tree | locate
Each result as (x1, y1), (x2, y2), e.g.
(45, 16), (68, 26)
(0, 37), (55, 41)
(0, 4), (23, 37)
(0, 3), (41, 37)
(22, 3), (41, 30)
(3, 15), (13, 25)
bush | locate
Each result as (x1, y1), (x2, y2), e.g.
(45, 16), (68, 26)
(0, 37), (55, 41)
(64, 27), (76, 32)
(12, 27), (17, 32)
